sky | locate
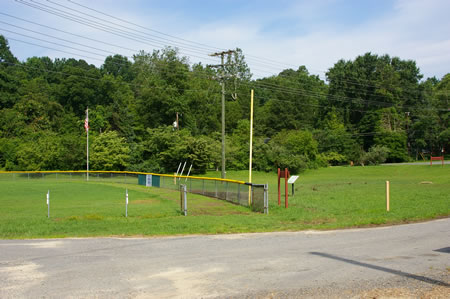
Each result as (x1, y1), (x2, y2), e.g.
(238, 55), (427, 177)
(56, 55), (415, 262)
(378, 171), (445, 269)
(2, 0), (449, 80)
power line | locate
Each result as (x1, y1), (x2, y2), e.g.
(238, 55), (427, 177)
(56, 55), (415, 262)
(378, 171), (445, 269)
(4, 29), (441, 113)
(15, 0), (218, 63)
(14, 0), (438, 96)
(66, 0), (224, 53)
(23, 0), (219, 59)
(0, 13), (137, 53)
(5, 31), (439, 113)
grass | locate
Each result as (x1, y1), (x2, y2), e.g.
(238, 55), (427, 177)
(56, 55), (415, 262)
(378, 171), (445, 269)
(0, 165), (448, 239)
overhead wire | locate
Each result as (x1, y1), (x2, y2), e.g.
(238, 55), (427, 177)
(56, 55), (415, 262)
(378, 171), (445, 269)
(17, 0), (437, 97)
(7, 2), (447, 109)
(3, 31), (440, 112)
(67, 0), (306, 73)
(2, 28), (441, 112)
(15, 0), (373, 87)
(15, 0), (218, 63)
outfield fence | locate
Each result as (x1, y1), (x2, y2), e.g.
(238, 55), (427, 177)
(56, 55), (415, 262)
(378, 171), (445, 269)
(0, 171), (268, 213)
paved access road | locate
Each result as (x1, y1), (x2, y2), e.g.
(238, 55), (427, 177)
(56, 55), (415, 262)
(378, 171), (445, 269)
(0, 219), (449, 298)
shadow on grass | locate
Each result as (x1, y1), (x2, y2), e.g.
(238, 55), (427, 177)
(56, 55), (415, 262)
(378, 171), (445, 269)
(310, 251), (449, 287)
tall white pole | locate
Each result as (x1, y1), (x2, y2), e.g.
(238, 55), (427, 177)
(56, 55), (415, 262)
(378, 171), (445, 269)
(86, 108), (89, 181)
(248, 89), (254, 207)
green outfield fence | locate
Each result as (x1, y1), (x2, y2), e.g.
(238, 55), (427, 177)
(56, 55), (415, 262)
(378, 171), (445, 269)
(0, 171), (268, 213)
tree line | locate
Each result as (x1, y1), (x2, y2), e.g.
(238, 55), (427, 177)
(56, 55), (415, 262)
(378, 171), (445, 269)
(0, 35), (448, 174)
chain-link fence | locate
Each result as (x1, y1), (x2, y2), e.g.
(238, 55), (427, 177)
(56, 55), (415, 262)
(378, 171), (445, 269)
(0, 171), (268, 213)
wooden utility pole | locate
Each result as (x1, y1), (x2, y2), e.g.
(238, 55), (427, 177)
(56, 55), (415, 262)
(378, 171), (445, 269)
(209, 50), (236, 179)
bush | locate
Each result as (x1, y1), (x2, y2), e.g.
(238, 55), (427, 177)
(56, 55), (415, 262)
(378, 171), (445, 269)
(359, 145), (390, 166)
(318, 151), (347, 166)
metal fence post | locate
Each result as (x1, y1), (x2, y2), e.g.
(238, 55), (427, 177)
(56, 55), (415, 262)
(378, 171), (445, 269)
(180, 184), (187, 216)
(225, 182), (228, 201)
(237, 183), (240, 204)
(184, 184), (187, 216)
(202, 179), (205, 195)
(264, 183), (269, 215)
(215, 180), (218, 198)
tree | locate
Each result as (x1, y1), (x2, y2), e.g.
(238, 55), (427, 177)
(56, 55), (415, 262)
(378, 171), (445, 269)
(101, 55), (134, 81)
(254, 66), (326, 136)
(132, 48), (189, 129)
(90, 131), (130, 170)
(314, 111), (358, 164)
(0, 36), (20, 109)
(325, 53), (422, 129)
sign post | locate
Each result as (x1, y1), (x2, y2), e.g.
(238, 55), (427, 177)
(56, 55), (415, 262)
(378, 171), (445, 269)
(288, 175), (299, 196)
(277, 168), (290, 208)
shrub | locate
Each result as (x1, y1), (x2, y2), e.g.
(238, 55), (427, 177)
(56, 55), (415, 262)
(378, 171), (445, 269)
(360, 145), (390, 166)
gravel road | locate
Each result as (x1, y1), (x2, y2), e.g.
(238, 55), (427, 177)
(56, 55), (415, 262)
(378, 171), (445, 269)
(0, 219), (449, 298)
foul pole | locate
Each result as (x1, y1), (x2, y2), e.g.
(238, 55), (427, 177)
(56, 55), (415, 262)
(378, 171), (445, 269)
(248, 89), (254, 206)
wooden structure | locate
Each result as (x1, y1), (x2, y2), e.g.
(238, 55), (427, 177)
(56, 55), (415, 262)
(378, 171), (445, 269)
(430, 156), (444, 166)
(278, 168), (290, 208)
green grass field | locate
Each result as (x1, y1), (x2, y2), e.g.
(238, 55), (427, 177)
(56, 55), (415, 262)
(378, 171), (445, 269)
(0, 165), (448, 239)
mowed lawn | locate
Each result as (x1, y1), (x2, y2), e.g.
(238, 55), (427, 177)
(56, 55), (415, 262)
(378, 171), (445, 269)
(0, 164), (448, 238)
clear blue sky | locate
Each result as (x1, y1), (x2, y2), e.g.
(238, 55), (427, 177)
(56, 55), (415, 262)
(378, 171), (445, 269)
(2, 0), (449, 80)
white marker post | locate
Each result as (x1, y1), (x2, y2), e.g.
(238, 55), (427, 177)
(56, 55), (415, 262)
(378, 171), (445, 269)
(46, 190), (50, 218)
(386, 181), (390, 212)
(125, 189), (129, 217)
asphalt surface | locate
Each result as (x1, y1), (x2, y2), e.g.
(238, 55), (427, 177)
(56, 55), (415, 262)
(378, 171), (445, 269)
(0, 219), (449, 298)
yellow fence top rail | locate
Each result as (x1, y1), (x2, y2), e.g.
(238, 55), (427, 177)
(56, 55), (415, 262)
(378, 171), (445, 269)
(0, 170), (246, 184)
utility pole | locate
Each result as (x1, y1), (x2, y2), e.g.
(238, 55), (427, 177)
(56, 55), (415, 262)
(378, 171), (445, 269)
(209, 50), (236, 179)
(176, 112), (179, 131)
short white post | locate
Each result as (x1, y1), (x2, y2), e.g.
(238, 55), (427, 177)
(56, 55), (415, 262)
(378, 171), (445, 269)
(46, 190), (50, 218)
(386, 181), (390, 212)
(125, 189), (129, 217)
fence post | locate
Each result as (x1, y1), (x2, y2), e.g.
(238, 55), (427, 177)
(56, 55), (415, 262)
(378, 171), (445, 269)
(237, 183), (241, 204)
(180, 184), (187, 216)
(264, 183), (269, 215)
(226, 182), (229, 201)
(215, 180), (218, 198)
(202, 179), (205, 195)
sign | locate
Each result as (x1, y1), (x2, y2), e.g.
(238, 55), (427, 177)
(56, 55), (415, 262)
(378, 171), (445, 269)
(288, 175), (299, 184)
(146, 174), (152, 187)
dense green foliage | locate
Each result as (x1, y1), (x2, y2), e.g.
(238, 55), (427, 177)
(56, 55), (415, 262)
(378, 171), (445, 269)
(0, 35), (448, 173)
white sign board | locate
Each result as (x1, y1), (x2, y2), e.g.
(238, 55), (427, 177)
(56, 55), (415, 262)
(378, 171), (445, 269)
(288, 175), (299, 184)
(146, 174), (152, 187)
